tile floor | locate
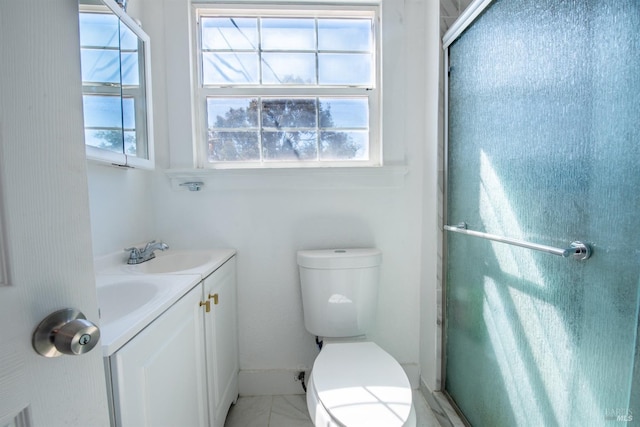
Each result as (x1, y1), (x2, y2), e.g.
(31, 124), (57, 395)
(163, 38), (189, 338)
(224, 390), (441, 427)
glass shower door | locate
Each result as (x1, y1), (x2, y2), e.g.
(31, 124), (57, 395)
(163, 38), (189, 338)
(444, 0), (640, 425)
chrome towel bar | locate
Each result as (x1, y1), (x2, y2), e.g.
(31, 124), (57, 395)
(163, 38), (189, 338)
(444, 222), (592, 261)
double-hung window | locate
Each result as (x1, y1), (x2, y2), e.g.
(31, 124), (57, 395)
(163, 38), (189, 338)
(193, 5), (380, 168)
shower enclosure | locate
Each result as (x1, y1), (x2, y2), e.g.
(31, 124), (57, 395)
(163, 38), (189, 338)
(442, 0), (640, 425)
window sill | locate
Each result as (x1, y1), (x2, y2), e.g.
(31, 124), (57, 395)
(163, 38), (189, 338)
(164, 165), (408, 191)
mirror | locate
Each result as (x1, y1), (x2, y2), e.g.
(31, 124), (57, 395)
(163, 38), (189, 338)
(78, 0), (154, 169)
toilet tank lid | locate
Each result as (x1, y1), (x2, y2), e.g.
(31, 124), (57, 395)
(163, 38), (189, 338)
(297, 248), (382, 269)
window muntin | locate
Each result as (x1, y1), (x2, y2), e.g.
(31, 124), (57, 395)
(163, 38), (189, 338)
(195, 6), (380, 168)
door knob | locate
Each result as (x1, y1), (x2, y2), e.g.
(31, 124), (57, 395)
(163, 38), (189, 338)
(32, 308), (100, 357)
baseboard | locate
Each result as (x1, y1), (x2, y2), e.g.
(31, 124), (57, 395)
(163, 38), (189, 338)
(238, 363), (422, 397)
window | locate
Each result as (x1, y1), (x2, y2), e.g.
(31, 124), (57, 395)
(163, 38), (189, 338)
(79, 1), (153, 169)
(194, 5), (380, 168)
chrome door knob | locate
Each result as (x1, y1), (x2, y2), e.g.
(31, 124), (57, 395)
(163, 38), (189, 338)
(33, 308), (100, 357)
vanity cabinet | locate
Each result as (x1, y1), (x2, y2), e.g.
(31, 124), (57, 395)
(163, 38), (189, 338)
(203, 258), (239, 427)
(106, 256), (238, 427)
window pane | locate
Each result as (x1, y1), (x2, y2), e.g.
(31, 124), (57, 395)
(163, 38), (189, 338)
(203, 52), (259, 85)
(124, 130), (137, 156)
(261, 18), (315, 50)
(262, 53), (316, 84)
(122, 97), (135, 130)
(319, 98), (368, 128)
(318, 19), (371, 51)
(320, 131), (368, 160)
(207, 98), (259, 128)
(263, 131), (317, 160)
(85, 129), (124, 153)
(262, 98), (317, 129)
(318, 53), (372, 85)
(79, 13), (119, 48)
(201, 17), (258, 50)
(81, 49), (121, 84)
(120, 51), (139, 86)
(208, 131), (260, 161)
(120, 24), (138, 51)
(83, 95), (123, 129)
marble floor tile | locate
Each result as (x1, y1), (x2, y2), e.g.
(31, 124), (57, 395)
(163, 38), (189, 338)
(224, 395), (272, 427)
(269, 395), (314, 427)
(224, 391), (441, 427)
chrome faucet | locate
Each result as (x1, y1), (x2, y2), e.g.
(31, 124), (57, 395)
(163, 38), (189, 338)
(125, 240), (169, 265)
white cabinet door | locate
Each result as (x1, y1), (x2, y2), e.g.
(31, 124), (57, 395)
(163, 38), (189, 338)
(203, 257), (239, 427)
(110, 285), (209, 427)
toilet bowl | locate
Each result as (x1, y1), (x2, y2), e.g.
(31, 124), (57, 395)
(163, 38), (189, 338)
(307, 342), (416, 427)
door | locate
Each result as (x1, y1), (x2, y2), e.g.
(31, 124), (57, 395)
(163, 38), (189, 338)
(0, 1), (110, 426)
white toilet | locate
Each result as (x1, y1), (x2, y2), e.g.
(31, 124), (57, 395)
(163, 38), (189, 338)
(297, 248), (416, 427)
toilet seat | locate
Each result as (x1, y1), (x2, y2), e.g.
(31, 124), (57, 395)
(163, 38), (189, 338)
(308, 342), (415, 427)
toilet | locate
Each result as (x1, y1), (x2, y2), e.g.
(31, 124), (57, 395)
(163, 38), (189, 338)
(297, 248), (416, 427)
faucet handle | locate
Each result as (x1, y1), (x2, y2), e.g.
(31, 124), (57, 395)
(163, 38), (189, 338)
(124, 246), (140, 254)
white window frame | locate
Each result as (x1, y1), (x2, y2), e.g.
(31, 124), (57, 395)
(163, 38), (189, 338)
(191, 3), (381, 169)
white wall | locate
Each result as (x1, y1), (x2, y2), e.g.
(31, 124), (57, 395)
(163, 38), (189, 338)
(86, 0), (441, 395)
(86, 163), (156, 257)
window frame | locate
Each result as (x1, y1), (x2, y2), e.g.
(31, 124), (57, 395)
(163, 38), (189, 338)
(79, 0), (155, 170)
(192, 3), (381, 169)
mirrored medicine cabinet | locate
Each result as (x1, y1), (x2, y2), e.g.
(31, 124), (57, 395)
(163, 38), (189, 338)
(78, 0), (154, 169)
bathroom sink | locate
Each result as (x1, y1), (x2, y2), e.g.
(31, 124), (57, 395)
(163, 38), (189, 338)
(129, 251), (214, 274)
(118, 249), (236, 278)
(97, 280), (158, 324)
(95, 274), (201, 356)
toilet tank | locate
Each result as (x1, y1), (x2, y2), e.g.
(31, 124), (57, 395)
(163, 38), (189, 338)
(297, 248), (382, 338)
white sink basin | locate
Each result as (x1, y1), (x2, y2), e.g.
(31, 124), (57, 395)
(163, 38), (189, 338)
(118, 249), (236, 278)
(96, 274), (201, 356)
(97, 280), (158, 324)
(129, 251), (215, 274)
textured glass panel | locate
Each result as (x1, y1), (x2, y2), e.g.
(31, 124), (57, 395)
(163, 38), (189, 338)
(80, 49), (120, 84)
(207, 97), (259, 128)
(261, 98), (317, 129)
(202, 52), (258, 85)
(201, 18), (258, 50)
(261, 18), (315, 50)
(262, 131), (317, 161)
(320, 131), (367, 160)
(318, 19), (371, 52)
(319, 98), (368, 128)
(445, 1), (640, 426)
(318, 54), (371, 85)
(262, 53), (316, 85)
(208, 131), (259, 162)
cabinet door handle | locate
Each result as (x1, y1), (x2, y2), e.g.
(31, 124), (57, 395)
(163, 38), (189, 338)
(208, 293), (219, 305)
(199, 300), (211, 313)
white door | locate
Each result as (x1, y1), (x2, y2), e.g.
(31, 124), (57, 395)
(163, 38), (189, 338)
(0, 1), (110, 426)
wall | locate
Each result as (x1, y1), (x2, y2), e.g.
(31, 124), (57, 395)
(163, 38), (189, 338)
(86, 0), (442, 395)
(86, 164), (156, 257)
(140, 0), (433, 394)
